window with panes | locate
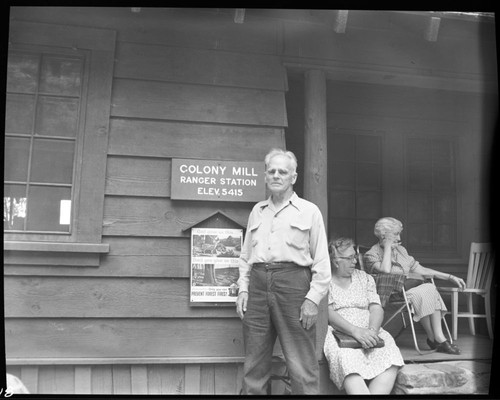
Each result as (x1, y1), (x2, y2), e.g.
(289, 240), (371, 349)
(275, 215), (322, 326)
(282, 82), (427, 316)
(405, 136), (458, 254)
(329, 131), (383, 246)
(4, 49), (86, 233)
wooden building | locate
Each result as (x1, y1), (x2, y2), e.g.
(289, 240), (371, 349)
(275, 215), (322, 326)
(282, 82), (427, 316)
(4, 7), (498, 395)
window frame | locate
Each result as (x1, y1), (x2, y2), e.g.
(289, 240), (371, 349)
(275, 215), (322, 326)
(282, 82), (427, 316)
(404, 133), (462, 262)
(328, 129), (383, 246)
(5, 45), (88, 236)
(4, 21), (116, 263)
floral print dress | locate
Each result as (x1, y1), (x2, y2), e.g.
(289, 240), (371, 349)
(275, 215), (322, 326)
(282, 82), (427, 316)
(323, 269), (404, 390)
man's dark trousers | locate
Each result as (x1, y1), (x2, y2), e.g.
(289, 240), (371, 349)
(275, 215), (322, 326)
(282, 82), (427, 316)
(241, 263), (319, 395)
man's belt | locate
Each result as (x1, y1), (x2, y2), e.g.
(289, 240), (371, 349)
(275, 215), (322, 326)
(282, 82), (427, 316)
(252, 262), (301, 269)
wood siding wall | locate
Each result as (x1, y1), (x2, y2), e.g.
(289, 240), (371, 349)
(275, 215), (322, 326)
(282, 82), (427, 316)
(6, 8), (288, 394)
(6, 360), (338, 395)
(6, 363), (244, 395)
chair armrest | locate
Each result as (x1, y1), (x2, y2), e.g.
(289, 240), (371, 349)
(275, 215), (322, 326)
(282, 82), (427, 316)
(439, 287), (486, 293)
(435, 286), (459, 292)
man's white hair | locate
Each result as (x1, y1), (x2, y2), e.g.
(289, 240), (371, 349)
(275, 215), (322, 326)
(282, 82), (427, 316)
(264, 148), (298, 173)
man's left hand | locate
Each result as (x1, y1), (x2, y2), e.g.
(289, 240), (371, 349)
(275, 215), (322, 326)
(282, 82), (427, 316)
(300, 299), (318, 330)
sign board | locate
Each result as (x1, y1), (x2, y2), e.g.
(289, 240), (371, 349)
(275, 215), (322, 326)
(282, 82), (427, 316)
(171, 158), (265, 202)
(190, 227), (242, 304)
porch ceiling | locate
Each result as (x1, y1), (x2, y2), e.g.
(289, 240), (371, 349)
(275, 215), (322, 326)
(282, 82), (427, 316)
(125, 8), (497, 93)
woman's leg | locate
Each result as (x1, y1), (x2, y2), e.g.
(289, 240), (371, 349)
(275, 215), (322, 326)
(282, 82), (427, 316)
(422, 309), (460, 353)
(419, 315), (435, 341)
(343, 374), (370, 394)
(408, 285), (448, 343)
(368, 365), (399, 394)
(429, 310), (447, 343)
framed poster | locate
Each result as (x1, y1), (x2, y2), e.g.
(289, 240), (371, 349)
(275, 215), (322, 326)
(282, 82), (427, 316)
(190, 227), (242, 305)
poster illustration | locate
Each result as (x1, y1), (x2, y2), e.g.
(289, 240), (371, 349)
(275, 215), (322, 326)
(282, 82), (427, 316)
(190, 227), (242, 303)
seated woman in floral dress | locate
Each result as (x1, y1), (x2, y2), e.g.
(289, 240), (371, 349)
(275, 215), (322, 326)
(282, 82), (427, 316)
(323, 237), (404, 395)
(364, 217), (465, 355)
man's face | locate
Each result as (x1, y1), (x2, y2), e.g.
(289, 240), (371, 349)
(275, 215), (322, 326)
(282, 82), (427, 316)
(265, 155), (297, 195)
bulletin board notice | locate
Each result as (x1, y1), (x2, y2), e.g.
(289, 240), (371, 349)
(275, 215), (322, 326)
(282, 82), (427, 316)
(190, 227), (242, 304)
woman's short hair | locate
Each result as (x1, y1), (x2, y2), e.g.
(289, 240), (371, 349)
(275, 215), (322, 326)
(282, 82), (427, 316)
(264, 148), (298, 173)
(328, 237), (355, 259)
(374, 217), (403, 239)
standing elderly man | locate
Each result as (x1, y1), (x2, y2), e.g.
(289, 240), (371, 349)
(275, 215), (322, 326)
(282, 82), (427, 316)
(236, 148), (331, 395)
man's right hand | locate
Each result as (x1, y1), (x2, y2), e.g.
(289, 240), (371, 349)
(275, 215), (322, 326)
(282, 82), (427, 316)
(236, 291), (248, 320)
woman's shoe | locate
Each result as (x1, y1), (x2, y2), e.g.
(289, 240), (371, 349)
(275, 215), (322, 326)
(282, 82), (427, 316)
(435, 340), (461, 355)
(428, 338), (460, 351)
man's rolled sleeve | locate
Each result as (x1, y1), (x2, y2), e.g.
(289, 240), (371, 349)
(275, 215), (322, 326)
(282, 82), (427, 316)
(237, 258), (251, 293)
(305, 209), (331, 305)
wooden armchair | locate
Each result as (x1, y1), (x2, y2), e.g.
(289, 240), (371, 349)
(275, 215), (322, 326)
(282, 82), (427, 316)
(436, 242), (495, 340)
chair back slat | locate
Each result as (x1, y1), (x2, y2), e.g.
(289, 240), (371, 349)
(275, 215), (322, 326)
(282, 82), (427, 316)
(481, 252), (495, 290)
(356, 244), (373, 272)
(467, 242), (494, 290)
(469, 245), (481, 288)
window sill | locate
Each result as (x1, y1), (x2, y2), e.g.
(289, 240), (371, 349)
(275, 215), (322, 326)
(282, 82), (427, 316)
(3, 241), (109, 267)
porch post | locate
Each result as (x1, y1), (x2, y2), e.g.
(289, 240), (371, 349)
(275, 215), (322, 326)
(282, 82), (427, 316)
(304, 69), (329, 360)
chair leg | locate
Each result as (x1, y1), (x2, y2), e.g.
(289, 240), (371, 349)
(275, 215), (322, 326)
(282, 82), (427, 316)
(406, 313), (436, 355)
(442, 313), (453, 344)
(408, 318), (423, 354)
(467, 292), (476, 336)
(485, 293), (494, 339)
(451, 291), (458, 341)
(401, 311), (407, 329)
(401, 290), (435, 355)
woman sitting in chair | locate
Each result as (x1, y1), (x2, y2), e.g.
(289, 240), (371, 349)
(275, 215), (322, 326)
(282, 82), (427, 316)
(324, 237), (404, 395)
(364, 217), (466, 355)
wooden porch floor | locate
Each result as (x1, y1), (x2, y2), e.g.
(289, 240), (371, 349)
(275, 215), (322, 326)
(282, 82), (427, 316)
(395, 329), (493, 363)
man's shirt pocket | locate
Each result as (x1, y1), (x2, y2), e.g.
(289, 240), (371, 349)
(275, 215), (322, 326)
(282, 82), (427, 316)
(286, 220), (310, 250)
